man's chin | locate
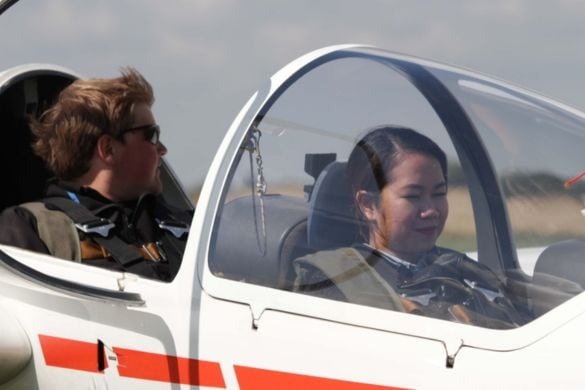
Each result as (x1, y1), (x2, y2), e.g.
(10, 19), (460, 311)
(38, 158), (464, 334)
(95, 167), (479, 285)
(149, 180), (164, 195)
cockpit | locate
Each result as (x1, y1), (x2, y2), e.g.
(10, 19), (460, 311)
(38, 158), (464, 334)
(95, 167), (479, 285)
(207, 48), (585, 329)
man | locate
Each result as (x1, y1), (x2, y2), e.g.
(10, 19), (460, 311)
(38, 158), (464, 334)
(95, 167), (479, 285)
(0, 68), (190, 281)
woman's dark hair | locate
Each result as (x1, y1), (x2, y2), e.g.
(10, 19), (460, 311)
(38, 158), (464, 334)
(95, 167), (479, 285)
(346, 125), (447, 193)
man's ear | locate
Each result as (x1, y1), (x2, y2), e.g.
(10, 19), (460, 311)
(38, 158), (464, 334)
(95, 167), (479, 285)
(355, 190), (379, 222)
(95, 134), (117, 165)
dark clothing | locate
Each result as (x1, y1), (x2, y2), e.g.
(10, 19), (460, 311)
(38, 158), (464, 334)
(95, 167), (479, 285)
(294, 244), (524, 328)
(0, 181), (190, 281)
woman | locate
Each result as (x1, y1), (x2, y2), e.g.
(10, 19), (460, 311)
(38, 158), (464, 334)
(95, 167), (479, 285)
(294, 125), (524, 328)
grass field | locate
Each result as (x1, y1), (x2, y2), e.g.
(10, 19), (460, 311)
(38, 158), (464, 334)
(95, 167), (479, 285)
(439, 187), (585, 251)
(206, 183), (585, 253)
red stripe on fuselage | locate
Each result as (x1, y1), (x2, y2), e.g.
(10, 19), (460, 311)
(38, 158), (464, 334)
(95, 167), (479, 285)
(39, 335), (107, 373)
(38, 334), (225, 387)
(40, 334), (407, 389)
(234, 365), (409, 390)
(113, 347), (225, 387)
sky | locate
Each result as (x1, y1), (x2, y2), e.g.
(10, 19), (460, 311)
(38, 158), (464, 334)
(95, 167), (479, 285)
(1, 0), (585, 192)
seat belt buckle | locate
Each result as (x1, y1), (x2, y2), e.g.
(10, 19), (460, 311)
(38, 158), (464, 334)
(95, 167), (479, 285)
(156, 219), (189, 238)
(75, 219), (115, 237)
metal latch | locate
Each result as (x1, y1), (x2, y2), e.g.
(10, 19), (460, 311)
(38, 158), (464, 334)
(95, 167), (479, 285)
(74, 219), (115, 237)
(444, 337), (463, 368)
(156, 219), (190, 238)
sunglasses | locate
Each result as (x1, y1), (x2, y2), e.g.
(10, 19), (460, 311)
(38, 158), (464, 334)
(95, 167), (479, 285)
(119, 124), (161, 145)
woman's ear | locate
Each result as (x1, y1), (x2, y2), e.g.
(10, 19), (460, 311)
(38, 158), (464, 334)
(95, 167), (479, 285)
(356, 190), (379, 222)
(95, 134), (117, 165)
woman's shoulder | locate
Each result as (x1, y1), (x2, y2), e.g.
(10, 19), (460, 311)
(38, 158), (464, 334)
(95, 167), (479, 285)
(432, 246), (477, 265)
(295, 246), (365, 268)
(432, 246), (502, 282)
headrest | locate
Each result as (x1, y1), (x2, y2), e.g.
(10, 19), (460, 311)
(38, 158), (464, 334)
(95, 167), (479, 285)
(534, 239), (585, 288)
(307, 161), (363, 250)
(210, 194), (309, 289)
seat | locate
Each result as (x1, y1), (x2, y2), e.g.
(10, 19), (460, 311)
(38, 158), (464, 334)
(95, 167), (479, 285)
(210, 161), (363, 291)
(210, 194), (309, 290)
(0, 74), (74, 211)
(533, 239), (585, 288)
(529, 239), (585, 316)
(307, 161), (363, 251)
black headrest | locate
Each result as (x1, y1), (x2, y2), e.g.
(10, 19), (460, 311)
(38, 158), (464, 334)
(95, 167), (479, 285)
(307, 161), (363, 250)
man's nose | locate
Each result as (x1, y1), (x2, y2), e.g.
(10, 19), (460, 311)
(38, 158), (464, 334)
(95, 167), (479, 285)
(157, 141), (167, 156)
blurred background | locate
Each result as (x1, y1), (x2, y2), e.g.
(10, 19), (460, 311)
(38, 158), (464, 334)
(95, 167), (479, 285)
(1, 0), (584, 195)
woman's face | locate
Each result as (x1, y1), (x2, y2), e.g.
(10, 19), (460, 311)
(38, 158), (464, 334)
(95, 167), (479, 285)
(359, 151), (448, 261)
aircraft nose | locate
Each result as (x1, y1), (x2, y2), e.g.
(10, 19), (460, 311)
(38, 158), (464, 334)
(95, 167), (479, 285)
(0, 308), (32, 385)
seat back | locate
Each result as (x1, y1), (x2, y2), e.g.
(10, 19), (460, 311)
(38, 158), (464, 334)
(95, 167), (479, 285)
(0, 74), (74, 211)
(307, 161), (363, 251)
(210, 194), (309, 290)
(533, 239), (585, 288)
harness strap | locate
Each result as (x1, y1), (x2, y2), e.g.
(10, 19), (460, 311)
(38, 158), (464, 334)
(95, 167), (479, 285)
(80, 240), (163, 262)
(19, 202), (82, 261)
(294, 247), (405, 312)
(42, 197), (144, 268)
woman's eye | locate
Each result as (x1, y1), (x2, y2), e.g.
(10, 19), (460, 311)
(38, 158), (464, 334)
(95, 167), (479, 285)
(433, 192), (447, 198)
(403, 194), (420, 200)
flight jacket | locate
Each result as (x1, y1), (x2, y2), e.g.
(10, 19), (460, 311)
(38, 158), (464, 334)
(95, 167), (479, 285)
(0, 180), (191, 281)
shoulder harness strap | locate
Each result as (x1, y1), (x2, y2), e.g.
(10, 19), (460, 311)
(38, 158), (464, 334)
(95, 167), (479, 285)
(20, 202), (82, 261)
(294, 247), (404, 311)
(42, 197), (143, 268)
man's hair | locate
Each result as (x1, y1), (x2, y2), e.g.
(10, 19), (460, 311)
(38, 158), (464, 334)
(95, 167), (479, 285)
(31, 67), (154, 180)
